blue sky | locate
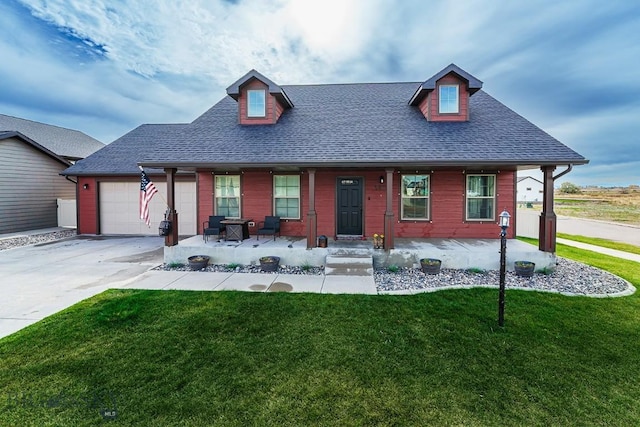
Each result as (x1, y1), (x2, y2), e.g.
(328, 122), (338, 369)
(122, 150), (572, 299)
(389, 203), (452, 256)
(1, 0), (638, 187)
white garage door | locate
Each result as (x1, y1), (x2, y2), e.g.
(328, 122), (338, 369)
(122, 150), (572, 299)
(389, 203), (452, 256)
(100, 181), (196, 235)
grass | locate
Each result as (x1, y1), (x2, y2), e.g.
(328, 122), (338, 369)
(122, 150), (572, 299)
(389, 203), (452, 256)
(557, 232), (640, 255)
(554, 187), (640, 225)
(1, 244), (640, 425)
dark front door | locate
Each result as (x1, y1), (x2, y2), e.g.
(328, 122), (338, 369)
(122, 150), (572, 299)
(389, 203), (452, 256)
(336, 177), (363, 236)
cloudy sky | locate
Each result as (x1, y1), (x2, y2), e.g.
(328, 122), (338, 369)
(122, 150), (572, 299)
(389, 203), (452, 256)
(1, 0), (638, 186)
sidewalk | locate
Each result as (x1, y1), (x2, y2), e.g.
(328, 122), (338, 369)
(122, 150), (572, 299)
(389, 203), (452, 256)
(557, 238), (640, 263)
(120, 270), (377, 294)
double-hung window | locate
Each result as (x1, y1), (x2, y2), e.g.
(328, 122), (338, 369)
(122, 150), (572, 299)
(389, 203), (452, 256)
(401, 174), (430, 220)
(439, 85), (459, 113)
(247, 90), (266, 117)
(215, 175), (240, 218)
(466, 174), (495, 220)
(274, 175), (300, 219)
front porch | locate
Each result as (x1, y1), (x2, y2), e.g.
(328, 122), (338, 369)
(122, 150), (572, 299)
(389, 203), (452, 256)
(165, 235), (555, 271)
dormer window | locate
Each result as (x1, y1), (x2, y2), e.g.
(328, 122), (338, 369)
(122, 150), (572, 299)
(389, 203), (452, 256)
(247, 90), (266, 117)
(226, 70), (294, 125)
(439, 85), (459, 114)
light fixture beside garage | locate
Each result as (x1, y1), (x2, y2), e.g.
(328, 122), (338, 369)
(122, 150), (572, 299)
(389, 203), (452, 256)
(83, 183), (89, 190)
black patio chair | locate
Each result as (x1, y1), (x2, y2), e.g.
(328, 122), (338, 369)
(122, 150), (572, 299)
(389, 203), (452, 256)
(256, 216), (281, 241)
(203, 215), (226, 242)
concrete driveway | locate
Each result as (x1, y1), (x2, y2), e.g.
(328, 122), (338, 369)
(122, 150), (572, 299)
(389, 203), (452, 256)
(0, 235), (164, 339)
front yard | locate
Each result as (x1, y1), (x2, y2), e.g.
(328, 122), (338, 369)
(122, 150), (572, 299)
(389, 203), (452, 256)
(1, 243), (639, 426)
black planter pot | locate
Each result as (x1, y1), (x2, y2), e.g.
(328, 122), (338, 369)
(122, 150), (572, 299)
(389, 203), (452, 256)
(420, 258), (442, 275)
(188, 255), (210, 270)
(259, 256), (280, 272)
(514, 261), (535, 278)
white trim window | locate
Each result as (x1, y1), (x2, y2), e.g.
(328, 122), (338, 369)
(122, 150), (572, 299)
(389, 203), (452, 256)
(439, 85), (459, 113)
(215, 175), (241, 218)
(466, 174), (495, 220)
(274, 175), (300, 219)
(401, 174), (430, 220)
(247, 89), (266, 117)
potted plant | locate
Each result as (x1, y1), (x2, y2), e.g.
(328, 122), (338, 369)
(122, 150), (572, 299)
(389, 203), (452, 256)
(259, 256), (280, 272)
(514, 260), (535, 278)
(188, 255), (210, 270)
(420, 258), (441, 275)
(372, 233), (384, 249)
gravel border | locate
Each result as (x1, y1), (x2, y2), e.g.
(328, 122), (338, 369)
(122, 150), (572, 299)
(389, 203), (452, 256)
(0, 229), (77, 251)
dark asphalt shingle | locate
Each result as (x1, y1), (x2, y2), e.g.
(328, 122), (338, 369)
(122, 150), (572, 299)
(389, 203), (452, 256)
(63, 81), (587, 176)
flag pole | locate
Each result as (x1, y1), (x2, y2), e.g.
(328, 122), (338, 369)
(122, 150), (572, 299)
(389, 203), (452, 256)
(139, 165), (169, 207)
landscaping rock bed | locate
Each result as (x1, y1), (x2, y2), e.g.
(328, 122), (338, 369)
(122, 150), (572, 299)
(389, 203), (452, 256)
(0, 229), (76, 251)
(375, 257), (631, 296)
(155, 263), (325, 275)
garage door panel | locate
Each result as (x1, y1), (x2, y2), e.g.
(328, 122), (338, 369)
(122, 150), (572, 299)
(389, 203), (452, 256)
(100, 181), (196, 235)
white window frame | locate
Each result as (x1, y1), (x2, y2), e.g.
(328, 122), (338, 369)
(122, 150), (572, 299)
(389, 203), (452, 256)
(247, 89), (266, 117)
(466, 174), (496, 221)
(439, 85), (459, 114)
(401, 174), (430, 220)
(273, 175), (300, 220)
(214, 175), (241, 218)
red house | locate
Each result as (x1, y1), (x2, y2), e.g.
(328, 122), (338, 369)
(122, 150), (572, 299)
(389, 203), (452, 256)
(63, 64), (587, 258)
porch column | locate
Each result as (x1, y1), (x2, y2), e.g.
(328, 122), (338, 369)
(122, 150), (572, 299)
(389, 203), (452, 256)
(538, 165), (556, 253)
(306, 169), (317, 249)
(384, 168), (395, 250)
(165, 168), (179, 247)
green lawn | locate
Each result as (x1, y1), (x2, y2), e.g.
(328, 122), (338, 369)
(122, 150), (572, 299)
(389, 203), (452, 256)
(1, 244), (639, 426)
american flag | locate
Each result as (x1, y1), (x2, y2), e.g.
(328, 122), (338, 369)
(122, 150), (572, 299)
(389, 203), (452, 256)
(140, 170), (158, 226)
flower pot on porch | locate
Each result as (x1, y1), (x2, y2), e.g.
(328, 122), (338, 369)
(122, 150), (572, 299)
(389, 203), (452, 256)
(188, 255), (210, 270)
(373, 234), (385, 249)
(420, 258), (441, 275)
(259, 256), (280, 272)
(514, 261), (535, 278)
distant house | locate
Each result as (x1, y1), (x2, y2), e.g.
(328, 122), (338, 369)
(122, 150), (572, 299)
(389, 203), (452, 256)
(62, 64), (588, 252)
(517, 176), (544, 203)
(0, 115), (104, 234)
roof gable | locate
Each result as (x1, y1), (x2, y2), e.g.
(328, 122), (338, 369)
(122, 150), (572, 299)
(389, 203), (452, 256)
(409, 63), (483, 106)
(0, 131), (71, 167)
(226, 69), (294, 108)
(0, 114), (104, 159)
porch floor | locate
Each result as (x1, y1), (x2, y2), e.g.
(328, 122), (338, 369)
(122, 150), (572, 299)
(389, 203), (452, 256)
(165, 235), (555, 271)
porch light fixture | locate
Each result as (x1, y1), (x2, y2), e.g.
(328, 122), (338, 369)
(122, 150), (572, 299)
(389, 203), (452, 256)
(83, 183), (89, 190)
(497, 209), (510, 327)
(379, 175), (384, 184)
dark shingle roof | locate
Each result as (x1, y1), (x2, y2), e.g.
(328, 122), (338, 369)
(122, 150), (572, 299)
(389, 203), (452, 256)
(0, 114), (104, 159)
(63, 79), (588, 176)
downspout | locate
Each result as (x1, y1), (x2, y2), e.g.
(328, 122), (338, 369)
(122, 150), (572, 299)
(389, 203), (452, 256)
(553, 164), (573, 181)
(65, 175), (77, 185)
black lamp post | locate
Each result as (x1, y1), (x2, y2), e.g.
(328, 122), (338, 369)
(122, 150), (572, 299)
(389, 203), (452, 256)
(498, 209), (511, 327)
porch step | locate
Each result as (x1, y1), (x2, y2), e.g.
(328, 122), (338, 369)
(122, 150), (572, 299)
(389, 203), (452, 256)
(325, 255), (374, 277)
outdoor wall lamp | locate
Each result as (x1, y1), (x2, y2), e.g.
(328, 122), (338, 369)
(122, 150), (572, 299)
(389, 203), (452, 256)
(83, 183), (90, 190)
(379, 175), (384, 184)
(498, 209), (510, 327)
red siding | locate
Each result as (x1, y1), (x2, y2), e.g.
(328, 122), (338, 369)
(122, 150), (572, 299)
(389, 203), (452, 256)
(429, 74), (470, 122)
(77, 177), (97, 234)
(197, 171), (214, 233)
(237, 79), (288, 125)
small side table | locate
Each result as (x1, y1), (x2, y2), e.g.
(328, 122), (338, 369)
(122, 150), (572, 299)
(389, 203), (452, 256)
(221, 219), (252, 241)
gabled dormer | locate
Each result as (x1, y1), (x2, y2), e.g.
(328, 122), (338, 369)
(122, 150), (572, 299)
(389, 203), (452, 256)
(409, 64), (483, 122)
(226, 70), (294, 125)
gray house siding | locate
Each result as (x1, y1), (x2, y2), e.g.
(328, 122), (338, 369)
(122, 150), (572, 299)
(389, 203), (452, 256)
(0, 137), (74, 233)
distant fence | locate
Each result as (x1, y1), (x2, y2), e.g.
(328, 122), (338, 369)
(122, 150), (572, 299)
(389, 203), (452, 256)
(516, 209), (539, 238)
(57, 199), (77, 228)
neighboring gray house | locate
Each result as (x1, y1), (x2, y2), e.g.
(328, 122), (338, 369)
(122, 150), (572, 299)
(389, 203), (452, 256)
(0, 115), (104, 234)
(517, 176), (544, 203)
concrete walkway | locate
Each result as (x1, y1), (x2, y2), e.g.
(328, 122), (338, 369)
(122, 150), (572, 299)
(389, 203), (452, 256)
(557, 238), (640, 263)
